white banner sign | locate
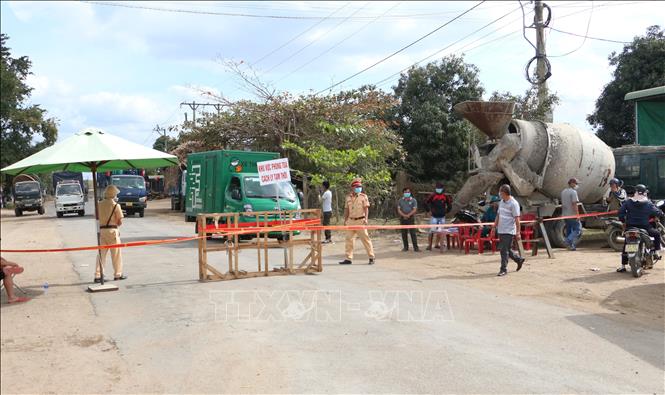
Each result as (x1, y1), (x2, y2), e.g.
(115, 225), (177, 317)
(257, 158), (291, 186)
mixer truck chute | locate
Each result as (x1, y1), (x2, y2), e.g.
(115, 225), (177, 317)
(453, 101), (616, 247)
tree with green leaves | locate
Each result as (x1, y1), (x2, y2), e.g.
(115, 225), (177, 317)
(1, 34), (58, 184)
(393, 55), (484, 185)
(488, 85), (560, 122)
(587, 25), (665, 147)
(152, 134), (179, 153)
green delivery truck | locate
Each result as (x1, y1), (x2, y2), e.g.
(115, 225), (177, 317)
(185, 150), (301, 231)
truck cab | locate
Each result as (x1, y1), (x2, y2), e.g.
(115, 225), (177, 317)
(110, 174), (148, 217)
(185, 150), (301, 232)
(614, 145), (665, 200)
(13, 180), (45, 216)
(55, 180), (85, 217)
(226, 173), (299, 213)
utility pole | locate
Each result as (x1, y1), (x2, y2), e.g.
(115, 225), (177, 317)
(534, 1), (553, 122)
(154, 124), (168, 152)
(180, 102), (226, 129)
(180, 102), (201, 127)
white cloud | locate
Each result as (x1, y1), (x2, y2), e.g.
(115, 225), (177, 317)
(78, 92), (167, 125)
(25, 75), (74, 98)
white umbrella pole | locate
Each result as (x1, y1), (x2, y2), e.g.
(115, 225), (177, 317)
(92, 167), (103, 283)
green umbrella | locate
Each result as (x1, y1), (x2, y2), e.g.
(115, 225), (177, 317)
(2, 128), (179, 290)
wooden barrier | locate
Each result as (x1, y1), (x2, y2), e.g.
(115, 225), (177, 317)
(197, 209), (323, 281)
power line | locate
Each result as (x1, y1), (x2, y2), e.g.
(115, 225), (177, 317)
(314, 1), (486, 96)
(263, 3), (368, 74)
(548, 26), (630, 44)
(278, 2), (401, 83)
(84, 1), (494, 20)
(374, 0), (619, 90)
(549, 1), (595, 57)
(519, 0), (538, 51)
(373, 4), (522, 88)
(462, 29), (520, 54)
(251, 3), (350, 66)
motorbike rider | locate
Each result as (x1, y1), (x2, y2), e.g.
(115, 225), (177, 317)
(617, 184), (665, 272)
(606, 178), (626, 212)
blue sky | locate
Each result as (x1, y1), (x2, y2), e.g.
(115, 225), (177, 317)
(1, 1), (663, 148)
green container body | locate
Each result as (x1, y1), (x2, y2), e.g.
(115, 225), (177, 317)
(185, 150), (301, 219)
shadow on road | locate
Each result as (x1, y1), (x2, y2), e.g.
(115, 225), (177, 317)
(566, 312), (664, 370)
(564, 271), (628, 284)
(567, 283), (664, 369)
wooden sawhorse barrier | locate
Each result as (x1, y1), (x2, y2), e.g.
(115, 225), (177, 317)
(197, 209), (323, 281)
(515, 218), (555, 259)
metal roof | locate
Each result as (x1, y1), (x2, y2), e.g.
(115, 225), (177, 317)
(624, 86), (665, 101)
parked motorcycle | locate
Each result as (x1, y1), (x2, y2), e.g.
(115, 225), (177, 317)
(453, 209), (481, 224)
(622, 222), (661, 277)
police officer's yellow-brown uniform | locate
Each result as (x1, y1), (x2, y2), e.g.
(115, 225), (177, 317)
(95, 185), (125, 281)
(340, 179), (375, 264)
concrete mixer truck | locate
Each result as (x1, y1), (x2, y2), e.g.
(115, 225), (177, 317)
(451, 101), (615, 248)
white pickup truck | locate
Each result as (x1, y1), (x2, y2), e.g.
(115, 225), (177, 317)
(55, 181), (85, 217)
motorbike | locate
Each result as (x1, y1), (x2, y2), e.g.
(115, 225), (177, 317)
(622, 221), (661, 278)
(453, 209), (481, 224)
(605, 198), (665, 252)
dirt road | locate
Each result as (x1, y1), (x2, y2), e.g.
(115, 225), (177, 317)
(1, 199), (663, 393)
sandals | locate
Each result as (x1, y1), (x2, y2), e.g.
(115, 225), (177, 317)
(114, 275), (127, 281)
(8, 297), (30, 304)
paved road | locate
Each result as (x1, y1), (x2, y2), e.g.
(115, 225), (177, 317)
(2, 200), (663, 393)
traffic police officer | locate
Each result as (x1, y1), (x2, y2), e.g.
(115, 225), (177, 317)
(339, 179), (375, 265)
(94, 185), (127, 282)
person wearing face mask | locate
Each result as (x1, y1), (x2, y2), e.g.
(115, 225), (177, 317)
(397, 187), (419, 252)
(425, 182), (451, 251)
(339, 179), (375, 265)
(94, 184), (126, 283)
(605, 178), (626, 212)
(561, 178), (582, 251)
(493, 184), (525, 276)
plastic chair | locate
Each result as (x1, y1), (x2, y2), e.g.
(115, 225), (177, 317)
(463, 227), (483, 254)
(477, 227), (500, 254)
(521, 213), (537, 250)
(451, 225), (474, 252)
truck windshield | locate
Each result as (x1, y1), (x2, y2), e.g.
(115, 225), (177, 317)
(111, 176), (145, 189)
(57, 184), (82, 196)
(243, 177), (296, 202)
(15, 183), (40, 193)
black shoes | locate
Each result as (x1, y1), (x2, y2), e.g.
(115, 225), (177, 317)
(497, 270), (507, 277)
(94, 275), (127, 283)
(401, 248), (409, 252)
(339, 259), (374, 265)
(516, 257), (525, 271)
(616, 267), (627, 273)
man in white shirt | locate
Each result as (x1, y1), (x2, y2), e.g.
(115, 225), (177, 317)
(320, 181), (333, 243)
(493, 184), (525, 276)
